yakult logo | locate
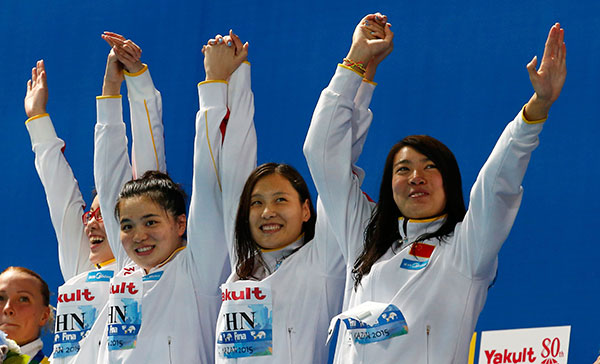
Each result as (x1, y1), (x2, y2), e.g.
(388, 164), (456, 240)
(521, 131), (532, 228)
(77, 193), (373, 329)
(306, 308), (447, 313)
(483, 337), (565, 364)
(57, 288), (95, 303)
(110, 282), (139, 295)
(222, 287), (266, 302)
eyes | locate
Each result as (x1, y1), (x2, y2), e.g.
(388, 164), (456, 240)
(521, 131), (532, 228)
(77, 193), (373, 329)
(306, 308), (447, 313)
(0, 294), (32, 304)
(394, 163), (438, 175)
(250, 197), (288, 207)
(120, 219), (159, 232)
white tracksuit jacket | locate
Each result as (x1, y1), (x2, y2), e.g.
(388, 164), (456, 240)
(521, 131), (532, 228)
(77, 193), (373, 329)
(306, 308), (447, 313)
(215, 66), (378, 364)
(36, 65), (166, 364)
(92, 64), (255, 364)
(304, 65), (545, 364)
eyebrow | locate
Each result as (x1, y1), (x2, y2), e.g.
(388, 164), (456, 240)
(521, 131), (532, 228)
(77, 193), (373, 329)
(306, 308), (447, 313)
(394, 157), (431, 167)
(120, 213), (160, 224)
(251, 191), (292, 199)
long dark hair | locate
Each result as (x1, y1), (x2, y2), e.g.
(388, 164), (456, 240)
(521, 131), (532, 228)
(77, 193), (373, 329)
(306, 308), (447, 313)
(352, 135), (466, 288)
(234, 163), (316, 280)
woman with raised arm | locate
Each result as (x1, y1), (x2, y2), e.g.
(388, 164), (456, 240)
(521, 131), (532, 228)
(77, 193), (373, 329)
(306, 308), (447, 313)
(213, 22), (388, 362)
(304, 14), (566, 363)
(23, 32), (166, 364)
(92, 31), (249, 364)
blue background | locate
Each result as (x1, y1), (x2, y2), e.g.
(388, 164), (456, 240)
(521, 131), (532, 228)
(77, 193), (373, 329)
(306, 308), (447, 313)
(1, 1), (598, 362)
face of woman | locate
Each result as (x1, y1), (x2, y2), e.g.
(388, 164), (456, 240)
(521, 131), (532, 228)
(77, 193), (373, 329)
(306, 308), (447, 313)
(118, 196), (186, 271)
(0, 271), (49, 346)
(392, 146), (446, 219)
(249, 174), (311, 250)
(84, 196), (114, 265)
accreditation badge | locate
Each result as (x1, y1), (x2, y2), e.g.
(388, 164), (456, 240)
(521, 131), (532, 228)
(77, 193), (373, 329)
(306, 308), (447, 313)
(327, 301), (408, 349)
(217, 281), (273, 358)
(52, 270), (113, 358)
(107, 272), (143, 351)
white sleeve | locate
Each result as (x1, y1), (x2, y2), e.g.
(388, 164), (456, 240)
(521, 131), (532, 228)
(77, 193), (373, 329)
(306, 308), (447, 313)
(221, 62), (257, 271)
(124, 65), (167, 177)
(304, 65), (375, 266)
(187, 80), (231, 296)
(26, 114), (92, 280)
(94, 96), (133, 270)
(313, 79), (377, 275)
(455, 109), (544, 278)
(350, 80), (376, 184)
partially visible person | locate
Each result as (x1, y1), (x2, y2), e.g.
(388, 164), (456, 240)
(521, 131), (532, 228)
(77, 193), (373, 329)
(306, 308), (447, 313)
(0, 268), (52, 364)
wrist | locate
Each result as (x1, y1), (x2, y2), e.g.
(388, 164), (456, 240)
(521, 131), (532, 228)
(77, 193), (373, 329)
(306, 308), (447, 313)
(102, 79), (121, 96)
(26, 109), (47, 118)
(124, 62), (144, 74)
(524, 93), (552, 121)
(346, 45), (371, 65)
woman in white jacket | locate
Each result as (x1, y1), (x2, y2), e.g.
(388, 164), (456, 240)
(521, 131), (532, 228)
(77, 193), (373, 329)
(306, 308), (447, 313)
(304, 14), (566, 364)
(23, 32), (165, 364)
(213, 23), (389, 362)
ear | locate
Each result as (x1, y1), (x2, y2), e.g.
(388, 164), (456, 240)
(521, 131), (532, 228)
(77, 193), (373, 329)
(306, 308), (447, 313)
(301, 199), (311, 223)
(176, 214), (187, 237)
(39, 305), (50, 327)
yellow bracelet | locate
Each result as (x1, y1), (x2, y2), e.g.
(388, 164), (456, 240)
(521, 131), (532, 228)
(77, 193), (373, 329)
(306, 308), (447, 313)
(343, 58), (367, 73)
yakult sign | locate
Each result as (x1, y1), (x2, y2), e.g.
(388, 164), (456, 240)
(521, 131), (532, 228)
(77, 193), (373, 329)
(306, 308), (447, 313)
(478, 326), (570, 364)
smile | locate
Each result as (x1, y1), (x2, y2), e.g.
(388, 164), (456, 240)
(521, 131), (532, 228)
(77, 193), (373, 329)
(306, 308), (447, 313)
(89, 236), (105, 245)
(409, 192), (428, 198)
(260, 224), (282, 233)
(135, 245), (155, 255)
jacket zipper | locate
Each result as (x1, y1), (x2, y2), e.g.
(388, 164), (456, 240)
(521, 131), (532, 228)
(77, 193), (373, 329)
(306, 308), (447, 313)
(288, 327), (294, 363)
(168, 336), (173, 364)
(426, 325), (431, 364)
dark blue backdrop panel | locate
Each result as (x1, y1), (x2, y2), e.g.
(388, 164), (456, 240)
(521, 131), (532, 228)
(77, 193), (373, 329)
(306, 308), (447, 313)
(1, 1), (598, 362)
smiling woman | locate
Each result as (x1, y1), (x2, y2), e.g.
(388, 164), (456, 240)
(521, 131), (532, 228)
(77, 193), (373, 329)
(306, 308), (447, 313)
(304, 13), (567, 364)
(0, 267), (52, 363)
(115, 171), (187, 272)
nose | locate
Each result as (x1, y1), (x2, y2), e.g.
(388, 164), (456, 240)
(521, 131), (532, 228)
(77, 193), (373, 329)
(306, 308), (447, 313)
(2, 299), (15, 316)
(409, 170), (426, 185)
(132, 228), (148, 243)
(261, 204), (276, 219)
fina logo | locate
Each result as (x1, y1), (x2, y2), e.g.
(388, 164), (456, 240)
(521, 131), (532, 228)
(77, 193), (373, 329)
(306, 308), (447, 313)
(87, 270), (114, 282)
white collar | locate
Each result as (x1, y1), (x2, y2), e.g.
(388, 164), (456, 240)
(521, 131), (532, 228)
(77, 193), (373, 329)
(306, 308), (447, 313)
(19, 337), (43, 361)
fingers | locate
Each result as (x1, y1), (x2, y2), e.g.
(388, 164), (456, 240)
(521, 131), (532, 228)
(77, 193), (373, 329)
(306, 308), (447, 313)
(383, 23), (394, 42)
(526, 55), (538, 76)
(31, 66), (37, 85)
(230, 29), (243, 52)
(27, 79), (32, 91)
(103, 31), (126, 41)
(113, 45), (139, 66)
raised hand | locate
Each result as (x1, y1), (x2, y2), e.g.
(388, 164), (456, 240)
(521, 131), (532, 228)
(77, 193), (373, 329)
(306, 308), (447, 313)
(100, 32), (143, 96)
(346, 13), (394, 66)
(202, 30), (248, 81)
(24, 60), (48, 118)
(102, 32), (143, 73)
(524, 23), (567, 120)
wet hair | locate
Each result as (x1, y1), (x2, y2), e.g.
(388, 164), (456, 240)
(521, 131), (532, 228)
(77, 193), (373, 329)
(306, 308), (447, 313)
(115, 170), (187, 220)
(1, 267), (54, 334)
(234, 163), (316, 280)
(352, 135), (466, 288)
